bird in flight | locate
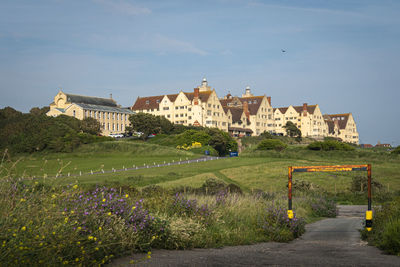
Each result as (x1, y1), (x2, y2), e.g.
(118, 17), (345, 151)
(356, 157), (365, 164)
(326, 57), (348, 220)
(281, 49), (286, 52)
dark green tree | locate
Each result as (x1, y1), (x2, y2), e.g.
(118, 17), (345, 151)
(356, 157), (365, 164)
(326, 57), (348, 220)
(80, 117), (101, 135)
(128, 113), (162, 140)
(283, 121), (302, 141)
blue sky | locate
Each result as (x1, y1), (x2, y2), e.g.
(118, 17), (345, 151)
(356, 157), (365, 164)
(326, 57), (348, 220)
(1, 0), (399, 146)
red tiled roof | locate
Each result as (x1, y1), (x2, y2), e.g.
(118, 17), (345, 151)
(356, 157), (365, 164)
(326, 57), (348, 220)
(184, 91), (212, 102)
(227, 107), (244, 123)
(325, 113), (350, 130)
(220, 96), (265, 116)
(132, 95), (164, 110)
(292, 105), (317, 114)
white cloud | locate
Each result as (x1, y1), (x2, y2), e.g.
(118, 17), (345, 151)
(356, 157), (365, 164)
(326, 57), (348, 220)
(93, 0), (151, 15)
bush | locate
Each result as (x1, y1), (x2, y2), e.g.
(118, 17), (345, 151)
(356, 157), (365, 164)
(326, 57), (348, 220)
(350, 176), (383, 193)
(392, 146), (400, 154)
(361, 198), (400, 255)
(307, 140), (355, 151)
(309, 197), (338, 217)
(260, 204), (305, 242)
(257, 139), (287, 151)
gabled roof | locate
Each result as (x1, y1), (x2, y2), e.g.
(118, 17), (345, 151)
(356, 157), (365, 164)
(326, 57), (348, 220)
(184, 91), (212, 102)
(275, 107), (288, 114)
(132, 95), (164, 110)
(220, 96), (265, 115)
(227, 107), (244, 123)
(65, 93), (117, 107)
(325, 113), (350, 130)
(240, 96), (264, 115)
(325, 120), (336, 134)
(292, 105), (317, 114)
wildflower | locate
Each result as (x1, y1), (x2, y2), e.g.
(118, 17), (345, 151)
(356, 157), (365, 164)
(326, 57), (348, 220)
(132, 206), (136, 210)
(75, 258), (79, 262)
(21, 226), (26, 231)
(77, 227), (82, 231)
(125, 194), (129, 198)
(102, 198), (106, 202)
(88, 236), (94, 240)
(130, 260), (135, 264)
(52, 232), (56, 235)
(148, 251), (152, 255)
(77, 241), (80, 245)
(70, 210), (75, 214)
(20, 198), (26, 202)
(107, 212), (111, 216)
(52, 194), (56, 198)
(95, 247), (99, 251)
(39, 242), (43, 246)
(98, 226), (102, 230)
(73, 185), (78, 189)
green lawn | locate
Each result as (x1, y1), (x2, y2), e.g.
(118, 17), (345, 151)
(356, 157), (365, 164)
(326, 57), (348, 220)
(3, 142), (400, 195)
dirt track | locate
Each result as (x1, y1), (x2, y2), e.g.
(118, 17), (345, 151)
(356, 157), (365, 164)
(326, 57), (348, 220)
(110, 205), (400, 266)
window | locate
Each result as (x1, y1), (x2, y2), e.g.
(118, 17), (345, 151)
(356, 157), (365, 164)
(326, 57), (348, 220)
(180, 106), (184, 109)
(121, 124), (123, 131)
(107, 112), (110, 119)
(208, 104), (211, 107)
(180, 114), (184, 117)
(145, 100), (149, 104)
(107, 123), (110, 130)
(175, 106), (179, 110)
(156, 100), (160, 103)
(113, 124), (115, 131)
(254, 100), (257, 104)
(167, 115), (171, 118)
(207, 110), (211, 116)
(188, 108), (191, 111)
(73, 110), (76, 117)
(117, 124), (119, 131)
(188, 116), (192, 119)
(163, 107), (169, 110)
(175, 114), (178, 117)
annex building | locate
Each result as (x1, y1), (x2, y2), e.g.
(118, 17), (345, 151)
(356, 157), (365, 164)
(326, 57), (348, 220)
(47, 91), (133, 136)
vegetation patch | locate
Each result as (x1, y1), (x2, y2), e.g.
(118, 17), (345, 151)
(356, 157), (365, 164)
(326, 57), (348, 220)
(257, 139), (287, 151)
(307, 140), (355, 151)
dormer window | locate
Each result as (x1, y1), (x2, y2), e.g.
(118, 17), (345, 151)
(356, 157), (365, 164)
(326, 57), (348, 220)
(156, 100), (160, 103)
(254, 100), (257, 104)
(145, 100), (149, 105)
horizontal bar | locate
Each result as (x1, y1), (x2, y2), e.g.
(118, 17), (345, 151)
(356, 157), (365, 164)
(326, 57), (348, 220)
(292, 165), (368, 173)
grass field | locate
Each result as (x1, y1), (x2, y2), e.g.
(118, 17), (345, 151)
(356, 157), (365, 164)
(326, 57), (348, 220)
(5, 142), (399, 196)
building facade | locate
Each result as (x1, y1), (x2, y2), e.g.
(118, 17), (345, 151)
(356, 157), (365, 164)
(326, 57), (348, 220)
(323, 113), (359, 144)
(47, 91), (133, 136)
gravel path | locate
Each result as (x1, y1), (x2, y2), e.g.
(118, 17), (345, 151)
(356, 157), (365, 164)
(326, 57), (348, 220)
(110, 205), (400, 267)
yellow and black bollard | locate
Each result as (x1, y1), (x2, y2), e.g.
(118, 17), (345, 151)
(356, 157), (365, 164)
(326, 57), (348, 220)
(366, 164), (373, 231)
(365, 210), (373, 231)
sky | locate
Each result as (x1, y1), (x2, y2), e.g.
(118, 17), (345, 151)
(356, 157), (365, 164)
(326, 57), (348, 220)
(0, 0), (399, 146)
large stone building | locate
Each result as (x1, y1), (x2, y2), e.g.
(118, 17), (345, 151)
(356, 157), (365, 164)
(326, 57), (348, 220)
(323, 113), (359, 144)
(131, 78), (229, 132)
(47, 91), (133, 136)
(131, 78), (360, 143)
(273, 103), (326, 139)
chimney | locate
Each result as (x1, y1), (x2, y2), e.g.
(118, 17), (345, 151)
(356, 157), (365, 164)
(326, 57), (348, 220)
(110, 93), (113, 99)
(243, 101), (250, 118)
(194, 88), (199, 105)
(334, 119), (339, 129)
(303, 103), (307, 116)
(267, 96), (271, 105)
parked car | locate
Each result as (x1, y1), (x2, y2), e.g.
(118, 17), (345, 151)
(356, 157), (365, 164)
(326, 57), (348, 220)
(109, 133), (124, 138)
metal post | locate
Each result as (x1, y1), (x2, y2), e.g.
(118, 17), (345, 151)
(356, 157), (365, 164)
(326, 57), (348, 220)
(366, 164), (373, 231)
(288, 166), (293, 219)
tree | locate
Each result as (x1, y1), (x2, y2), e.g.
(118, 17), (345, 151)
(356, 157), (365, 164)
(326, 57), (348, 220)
(283, 121), (302, 141)
(128, 113), (162, 140)
(29, 106), (50, 116)
(80, 117), (101, 135)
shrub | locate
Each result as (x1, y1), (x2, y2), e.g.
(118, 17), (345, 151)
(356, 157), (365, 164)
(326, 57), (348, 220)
(361, 198), (400, 255)
(309, 197), (338, 217)
(392, 146), (400, 154)
(260, 204), (305, 242)
(257, 139), (287, 151)
(307, 140), (355, 151)
(350, 176), (383, 193)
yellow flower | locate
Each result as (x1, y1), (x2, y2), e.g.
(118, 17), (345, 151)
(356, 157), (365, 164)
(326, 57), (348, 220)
(73, 185), (78, 189)
(125, 194), (129, 198)
(102, 198), (106, 202)
(77, 241), (80, 245)
(75, 258), (79, 262)
(132, 206), (136, 210)
(21, 226), (26, 231)
(94, 237), (97, 241)
(77, 227), (82, 231)
(51, 194), (56, 198)
(70, 210), (75, 214)
(107, 212), (111, 216)
(129, 260), (135, 264)
(147, 251), (151, 255)
(98, 227), (102, 230)
(88, 236), (94, 240)
(147, 255), (151, 259)
(20, 198), (26, 202)
(95, 247), (99, 251)
(52, 232), (56, 235)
